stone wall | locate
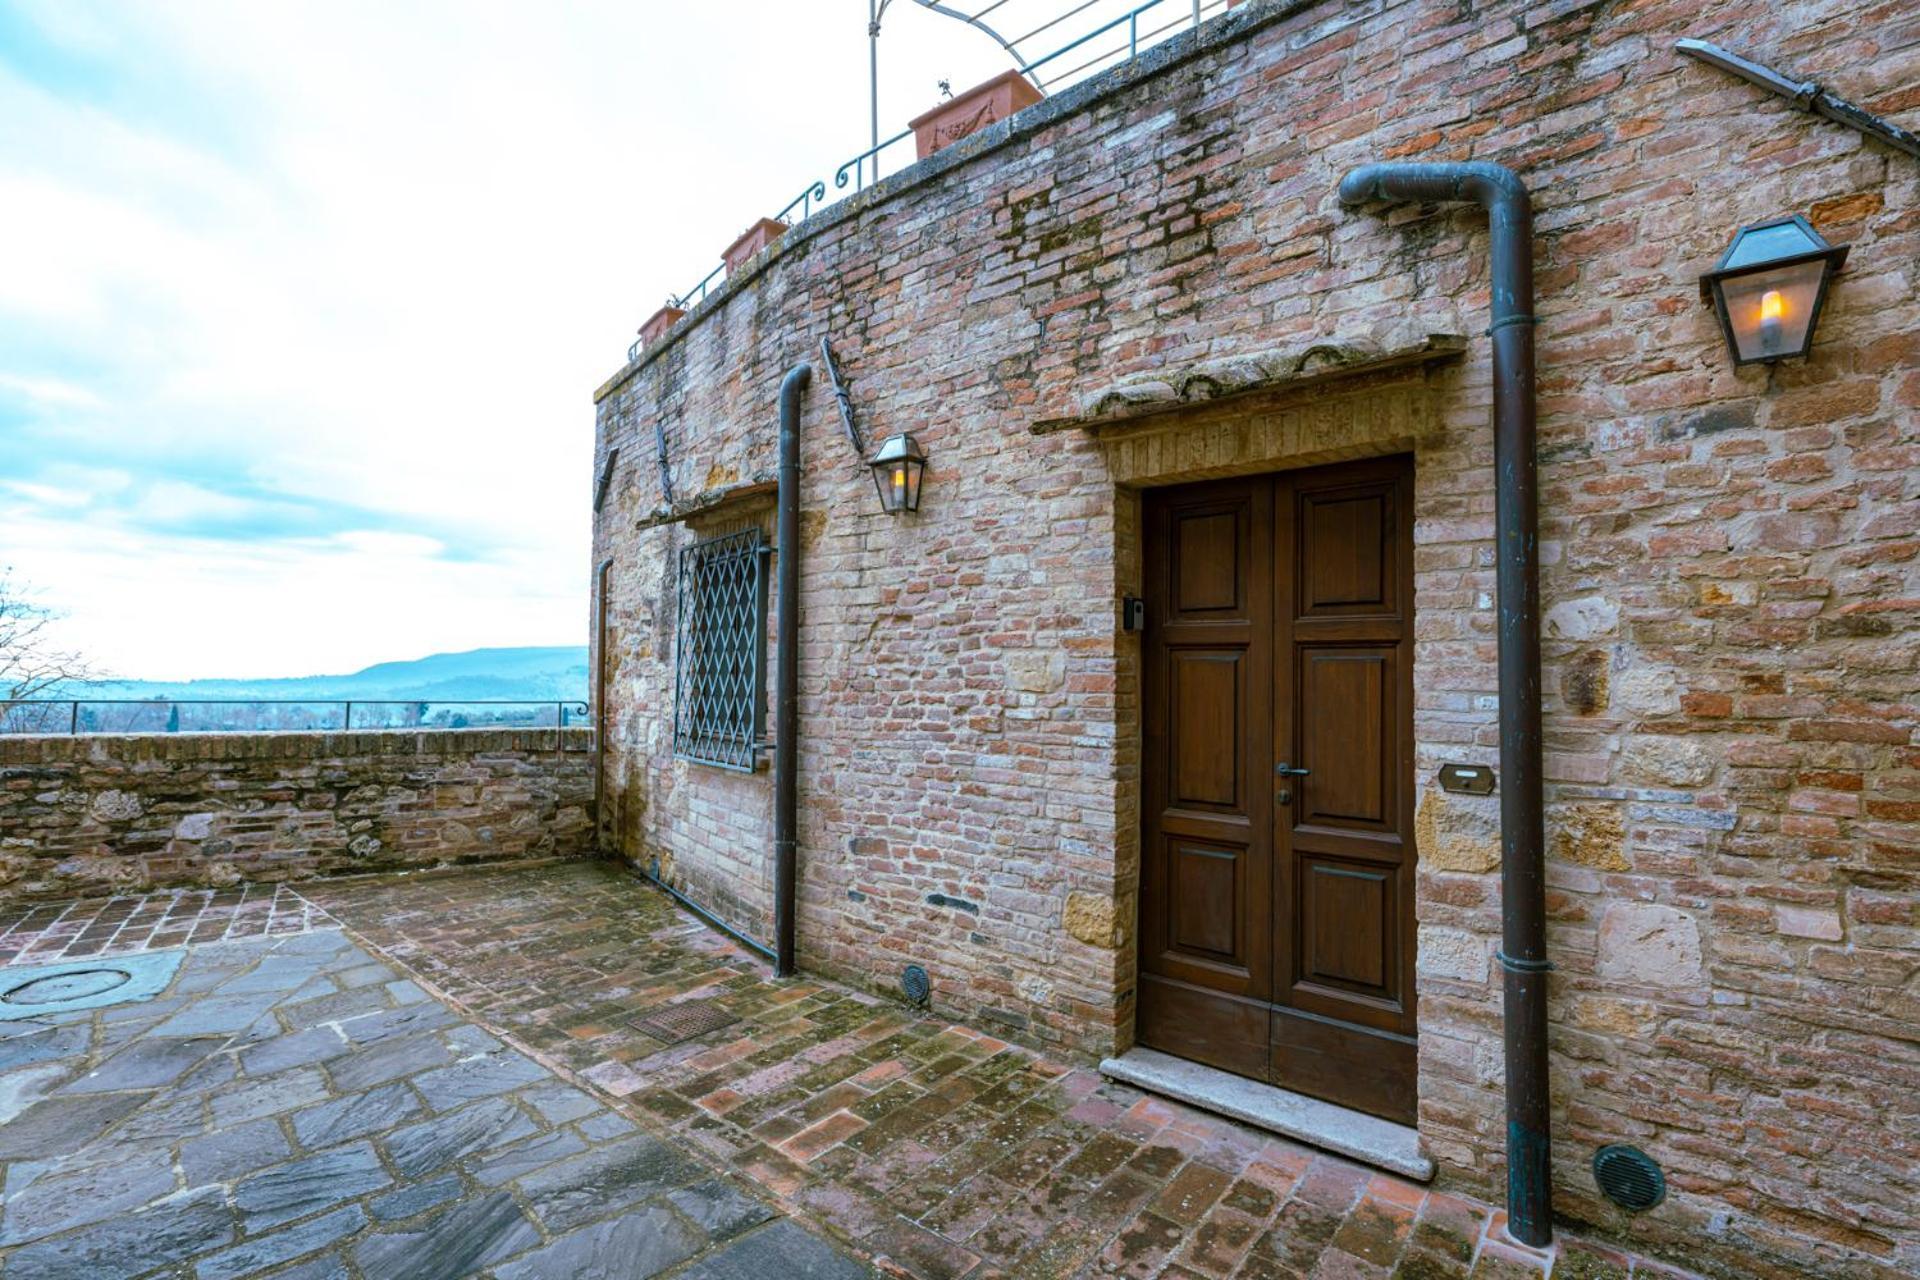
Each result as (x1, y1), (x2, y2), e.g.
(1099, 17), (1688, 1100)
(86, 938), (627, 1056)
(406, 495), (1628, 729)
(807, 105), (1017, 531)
(0, 729), (595, 899)
(590, 0), (1918, 1275)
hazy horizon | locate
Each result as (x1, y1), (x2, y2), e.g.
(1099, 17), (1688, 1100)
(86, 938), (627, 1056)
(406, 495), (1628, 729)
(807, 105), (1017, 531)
(84, 643), (588, 691)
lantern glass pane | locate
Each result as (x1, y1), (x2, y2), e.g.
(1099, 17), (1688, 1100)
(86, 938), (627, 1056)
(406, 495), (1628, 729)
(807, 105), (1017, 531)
(904, 459), (924, 512)
(874, 461), (906, 513)
(1719, 260), (1827, 363)
(1721, 219), (1822, 269)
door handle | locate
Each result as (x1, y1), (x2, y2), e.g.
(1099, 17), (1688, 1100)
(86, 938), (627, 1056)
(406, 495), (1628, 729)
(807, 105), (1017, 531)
(1275, 762), (1311, 777)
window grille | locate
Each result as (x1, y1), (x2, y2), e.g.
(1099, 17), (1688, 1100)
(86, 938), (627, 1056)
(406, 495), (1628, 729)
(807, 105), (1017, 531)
(672, 526), (769, 771)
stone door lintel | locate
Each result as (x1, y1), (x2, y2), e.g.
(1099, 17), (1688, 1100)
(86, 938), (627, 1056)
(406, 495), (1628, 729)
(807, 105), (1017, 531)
(1030, 332), (1468, 438)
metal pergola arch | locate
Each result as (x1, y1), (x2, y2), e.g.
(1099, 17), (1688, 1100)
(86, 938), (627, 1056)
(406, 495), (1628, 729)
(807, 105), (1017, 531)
(868, 0), (1209, 149)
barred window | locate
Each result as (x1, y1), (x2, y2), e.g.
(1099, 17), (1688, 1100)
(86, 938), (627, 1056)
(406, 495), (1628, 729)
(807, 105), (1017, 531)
(672, 526), (769, 771)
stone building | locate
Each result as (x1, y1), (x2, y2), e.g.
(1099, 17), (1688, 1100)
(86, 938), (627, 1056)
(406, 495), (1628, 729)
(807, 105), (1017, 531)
(588, 1), (1918, 1275)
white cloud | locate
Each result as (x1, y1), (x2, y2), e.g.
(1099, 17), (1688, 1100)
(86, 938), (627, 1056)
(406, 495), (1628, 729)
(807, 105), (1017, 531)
(0, 0), (1121, 679)
(328, 530), (446, 559)
(131, 480), (266, 526)
(0, 502), (578, 680)
(0, 372), (104, 409)
(2, 479), (92, 508)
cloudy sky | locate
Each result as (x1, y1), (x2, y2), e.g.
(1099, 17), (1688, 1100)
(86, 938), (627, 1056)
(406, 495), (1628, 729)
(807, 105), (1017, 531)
(0, 0), (1175, 681)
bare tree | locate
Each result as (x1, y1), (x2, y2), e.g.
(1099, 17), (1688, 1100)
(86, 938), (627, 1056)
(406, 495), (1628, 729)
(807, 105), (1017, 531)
(1, 569), (100, 705)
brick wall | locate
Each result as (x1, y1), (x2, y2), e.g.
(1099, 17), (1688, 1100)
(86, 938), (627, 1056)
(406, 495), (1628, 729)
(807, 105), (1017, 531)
(590, 0), (1918, 1274)
(0, 729), (595, 899)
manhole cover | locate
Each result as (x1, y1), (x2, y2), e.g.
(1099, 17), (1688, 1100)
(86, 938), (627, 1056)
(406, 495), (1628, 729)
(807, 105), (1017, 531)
(629, 1000), (739, 1045)
(0, 948), (187, 1022)
(4, 968), (133, 1005)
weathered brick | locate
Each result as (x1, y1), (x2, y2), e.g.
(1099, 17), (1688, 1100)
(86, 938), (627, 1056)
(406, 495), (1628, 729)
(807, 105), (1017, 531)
(584, 4), (1920, 1278)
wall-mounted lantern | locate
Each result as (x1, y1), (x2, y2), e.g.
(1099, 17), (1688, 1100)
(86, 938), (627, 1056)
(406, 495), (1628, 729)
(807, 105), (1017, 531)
(868, 434), (927, 514)
(1699, 215), (1848, 367)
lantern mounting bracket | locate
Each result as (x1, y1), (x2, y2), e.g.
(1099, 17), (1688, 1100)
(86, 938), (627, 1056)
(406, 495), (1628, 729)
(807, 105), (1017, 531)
(819, 337), (866, 459)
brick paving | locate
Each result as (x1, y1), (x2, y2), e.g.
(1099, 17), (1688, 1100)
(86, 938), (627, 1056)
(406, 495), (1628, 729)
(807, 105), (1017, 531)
(299, 862), (1706, 1280)
(0, 883), (329, 967)
(0, 911), (867, 1278)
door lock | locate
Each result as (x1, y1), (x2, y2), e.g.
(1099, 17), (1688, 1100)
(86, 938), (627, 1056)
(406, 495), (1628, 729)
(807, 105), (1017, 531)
(1276, 789), (1293, 807)
(1275, 762), (1311, 777)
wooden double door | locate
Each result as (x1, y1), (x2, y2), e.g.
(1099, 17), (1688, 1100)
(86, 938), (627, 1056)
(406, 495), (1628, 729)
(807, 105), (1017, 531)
(1137, 456), (1418, 1125)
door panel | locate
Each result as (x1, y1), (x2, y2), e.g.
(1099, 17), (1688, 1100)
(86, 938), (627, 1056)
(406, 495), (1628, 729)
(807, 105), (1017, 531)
(1138, 481), (1273, 1081)
(1300, 860), (1390, 991)
(1297, 649), (1395, 830)
(1167, 838), (1243, 962)
(1170, 652), (1243, 810)
(1139, 456), (1418, 1126)
(1173, 511), (1242, 611)
(1299, 489), (1398, 616)
(1269, 1007), (1418, 1124)
(1274, 456), (1417, 1123)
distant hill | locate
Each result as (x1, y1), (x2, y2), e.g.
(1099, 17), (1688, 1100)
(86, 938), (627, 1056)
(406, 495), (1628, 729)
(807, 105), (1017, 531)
(82, 646), (590, 704)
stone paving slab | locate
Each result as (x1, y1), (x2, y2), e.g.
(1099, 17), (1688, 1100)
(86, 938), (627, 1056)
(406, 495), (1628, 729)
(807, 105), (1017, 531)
(296, 862), (1710, 1280)
(0, 911), (869, 1279)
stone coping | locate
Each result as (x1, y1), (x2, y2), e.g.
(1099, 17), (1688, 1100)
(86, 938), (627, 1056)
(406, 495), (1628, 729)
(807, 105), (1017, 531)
(1100, 1046), (1435, 1181)
(0, 726), (595, 765)
(593, 0), (1330, 405)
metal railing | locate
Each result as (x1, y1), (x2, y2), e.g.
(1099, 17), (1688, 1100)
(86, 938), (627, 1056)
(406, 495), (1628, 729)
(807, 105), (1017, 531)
(629, 0), (1232, 361)
(1, 699), (592, 740)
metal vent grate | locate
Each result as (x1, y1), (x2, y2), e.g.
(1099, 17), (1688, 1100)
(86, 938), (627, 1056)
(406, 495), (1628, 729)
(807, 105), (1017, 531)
(672, 526), (769, 772)
(900, 964), (931, 1005)
(1593, 1144), (1666, 1212)
(629, 1000), (740, 1045)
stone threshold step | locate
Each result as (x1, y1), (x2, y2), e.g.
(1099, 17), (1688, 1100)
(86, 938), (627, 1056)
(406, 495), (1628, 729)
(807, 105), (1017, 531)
(1099, 1047), (1434, 1182)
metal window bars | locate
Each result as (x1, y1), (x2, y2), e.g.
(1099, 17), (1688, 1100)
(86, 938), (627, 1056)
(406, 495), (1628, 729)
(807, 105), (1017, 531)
(634, 0), (1232, 359)
(672, 526), (770, 772)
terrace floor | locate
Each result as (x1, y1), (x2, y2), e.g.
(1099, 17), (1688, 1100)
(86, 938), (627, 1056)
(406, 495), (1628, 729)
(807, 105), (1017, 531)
(0, 862), (1703, 1280)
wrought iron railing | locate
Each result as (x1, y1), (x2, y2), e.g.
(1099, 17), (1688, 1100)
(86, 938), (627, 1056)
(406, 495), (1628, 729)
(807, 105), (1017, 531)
(629, 0), (1232, 362)
(0, 699), (592, 740)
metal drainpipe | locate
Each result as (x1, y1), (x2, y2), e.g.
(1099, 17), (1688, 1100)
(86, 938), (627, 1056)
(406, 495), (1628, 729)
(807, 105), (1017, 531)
(773, 362), (813, 979)
(1336, 161), (1551, 1248)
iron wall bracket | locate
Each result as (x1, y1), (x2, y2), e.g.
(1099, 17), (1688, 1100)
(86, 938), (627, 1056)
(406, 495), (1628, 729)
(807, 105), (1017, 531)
(1678, 37), (1920, 161)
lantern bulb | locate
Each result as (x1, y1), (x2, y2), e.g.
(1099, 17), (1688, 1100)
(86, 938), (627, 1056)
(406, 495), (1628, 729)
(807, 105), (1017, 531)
(1757, 287), (1785, 354)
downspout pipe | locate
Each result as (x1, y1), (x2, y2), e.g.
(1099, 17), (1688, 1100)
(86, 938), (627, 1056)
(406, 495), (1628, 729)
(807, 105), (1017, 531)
(773, 362), (813, 979)
(1336, 162), (1550, 1248)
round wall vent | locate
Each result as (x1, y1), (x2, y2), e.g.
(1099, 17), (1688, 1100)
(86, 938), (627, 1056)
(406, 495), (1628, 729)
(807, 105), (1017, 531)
(1593, 1144), (1666, 1212)
(900, 964), (931, 1005)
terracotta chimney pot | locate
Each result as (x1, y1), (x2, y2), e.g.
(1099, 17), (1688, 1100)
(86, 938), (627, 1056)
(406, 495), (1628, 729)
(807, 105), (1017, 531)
(723, 218), (790, 276)
(638, 304), (686, 349)
(909, 70), (1044, 159)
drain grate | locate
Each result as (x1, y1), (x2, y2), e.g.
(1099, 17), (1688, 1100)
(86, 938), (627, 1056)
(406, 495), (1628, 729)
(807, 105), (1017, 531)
(629, 1000), (739, 1045)
(0, 949), (186, 1021)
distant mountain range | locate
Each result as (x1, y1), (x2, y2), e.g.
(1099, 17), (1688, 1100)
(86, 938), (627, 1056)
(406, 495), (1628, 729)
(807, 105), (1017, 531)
(82, 646), (590, 704)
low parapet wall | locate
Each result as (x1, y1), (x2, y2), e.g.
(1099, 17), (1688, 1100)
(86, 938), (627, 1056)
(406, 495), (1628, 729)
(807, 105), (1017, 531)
(0, 728), (595, 899)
